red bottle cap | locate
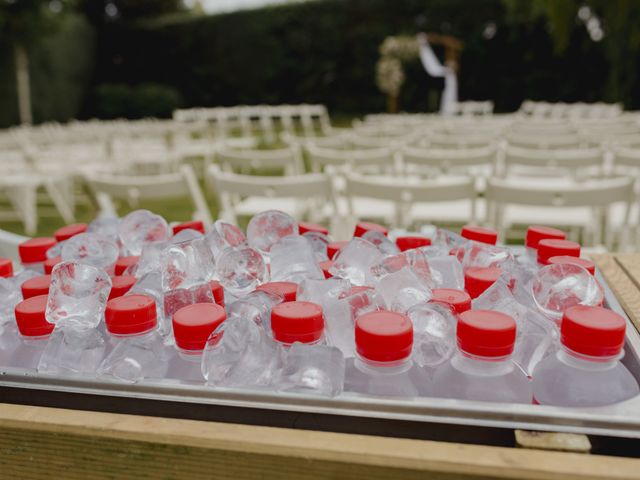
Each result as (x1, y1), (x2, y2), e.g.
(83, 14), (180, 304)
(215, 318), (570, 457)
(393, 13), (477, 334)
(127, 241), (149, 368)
(14, 294), (54, 338)
(18, 237), (56, 264)
(327, 241), (348, 259)
(298, 222), (329, 235)
(525, 225), (566, 249)
(256, 282), (297, 302)
(173, 220), (205, 235)
(271, 301), (324, 344)
(319, 260), (334, 278)
(457, 310), (516, 358)
(115, 256), (140, 276)
(464, 267), (501, 299)
(561, 305), (626, 357)
(54, 223), (88, 242)
(109, 275), (136, 300)
(173, 303), (226, 351)
(395, 236), (431, 251)
(44, 256), (62, 274)
(354, 222), (388, 238)
(105, 294), (157, 336)
(537, 239), (581, 265)
(355, 310), (413, 363)
(548, 255), (595, 275)
(0, 258), (13, 278)
(460, 225), (498, 245)
(431, 288), (472, 314)
(210, 280), (225, 306)
(21, 275), (51, 299)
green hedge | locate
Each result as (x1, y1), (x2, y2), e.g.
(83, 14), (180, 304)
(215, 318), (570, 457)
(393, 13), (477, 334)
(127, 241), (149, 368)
(94, 83), (182, 118)
(89, 0), (620, 115)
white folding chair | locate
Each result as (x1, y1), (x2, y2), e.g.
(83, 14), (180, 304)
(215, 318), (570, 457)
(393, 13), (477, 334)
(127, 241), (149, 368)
(85, 164), (212, 225)
(501, 146), (604, 179)
(216, 145), (304, 175)
(207, 164), (335, 226)
(344, 172), (478, 229)
(486, 176), (634, 249)
(401, 145), (496, 177)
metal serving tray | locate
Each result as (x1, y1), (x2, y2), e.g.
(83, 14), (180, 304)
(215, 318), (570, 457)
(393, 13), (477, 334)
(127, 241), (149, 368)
(2, 261), (640, 442)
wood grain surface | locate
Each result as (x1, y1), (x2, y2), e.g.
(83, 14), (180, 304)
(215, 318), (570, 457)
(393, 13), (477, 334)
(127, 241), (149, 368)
(1, 403), (640, 480)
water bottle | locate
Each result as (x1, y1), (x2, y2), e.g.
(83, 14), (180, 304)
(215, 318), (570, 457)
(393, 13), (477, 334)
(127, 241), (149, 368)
(533, 305), (640, 406)
(11, 294), (54, 369)
(18, 237), (57, 273)
(524, 225), (565, 263)
(433, 309), (532, 403)
(167, 302), (226, 382)
(344, 310), (430, 397)
(98, 294), (170, 383)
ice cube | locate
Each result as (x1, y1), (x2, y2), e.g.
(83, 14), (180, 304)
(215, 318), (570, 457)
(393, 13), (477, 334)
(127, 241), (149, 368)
(0, 277), (23, 326)
(88, 215), (120, 243)
(329, 237), (383, 286)
(46, 240), (66, 259)
(246, 210), (297, 255)
(134, 241), (170, 278)
(37, 327), (106, 375)
(376, 267), (432, 313)
(428, 256), (464, 290)
(97, 330), (171, 383)
(362, 230), (400, 256)
(370, 249), (432, 287)
(461, 242), (514, 270)
(217, 246), (267, 297)
(532, 263), (604, 321)
(205, 220), (247, 261)
(408, 302), (456, 367)
(201, 316), (282, 388)
(297, 278), (351, 307)
(119, 210), (169, 256)
(61, 233), (119, 273)
(160, 237), (216, 291)
(225, 290), (284, 332)
(46, 261), (112, 329)
(171, 228), (203, 244)
(302, 231), (330, 261)
(270, 235), (323, 283)
(276, 344), (345, 397)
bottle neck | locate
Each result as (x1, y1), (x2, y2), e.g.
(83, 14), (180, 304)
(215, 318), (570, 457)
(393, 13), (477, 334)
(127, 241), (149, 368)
(354, 356), (412, 375)
(557, 346), (620, 371)
(451, 351), (514, 376)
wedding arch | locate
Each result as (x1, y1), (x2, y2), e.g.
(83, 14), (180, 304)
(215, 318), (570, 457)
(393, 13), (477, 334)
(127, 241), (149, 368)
(376, 33), (463, 113)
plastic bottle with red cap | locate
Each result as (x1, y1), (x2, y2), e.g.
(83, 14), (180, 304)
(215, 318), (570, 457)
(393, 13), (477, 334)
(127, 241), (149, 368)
(6, 295), (54, 369)
(524, 225), (566, 262)
(344, 310), (431, 397)
(532, 306), (639, 407)
(460, 225), (498, 245)
(433, 310), (532, 403)
(167, 303), (226, 382)
(97, 294), (171, 382)
(18, 237), (57, 273)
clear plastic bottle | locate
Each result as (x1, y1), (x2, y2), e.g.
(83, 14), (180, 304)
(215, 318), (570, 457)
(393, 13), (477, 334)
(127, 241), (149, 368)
(533, 305), (640, 407)
(433, 310), (532, 403)
(536, 239), (580, 266)
(524, 225), (566, 263)
(10, 294), (55, 369)
(98, 294), (170, 383)
(344, 310), (431, 397)
(18, 237), (57, 273)
(167, 302), (226, 382)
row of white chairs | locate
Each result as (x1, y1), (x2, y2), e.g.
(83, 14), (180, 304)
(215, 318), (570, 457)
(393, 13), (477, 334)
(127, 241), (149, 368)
(519, 101), (623, 119)
(205, 165), (634, 250)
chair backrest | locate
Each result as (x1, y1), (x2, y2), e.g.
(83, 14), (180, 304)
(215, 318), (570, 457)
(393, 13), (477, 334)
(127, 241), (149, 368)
(505, 132), (585, 149)
(502, 146), (603, 177)
(305, 145), (396, 173)
(216, 146), (303, 175)
(427, 132), (495, 149)
(613, 146), (640, 169)
(85, 164), (212, 224)
(486, 176), (633, 208)
(344, 172), (476, 226)
(402, 145), (496, 173)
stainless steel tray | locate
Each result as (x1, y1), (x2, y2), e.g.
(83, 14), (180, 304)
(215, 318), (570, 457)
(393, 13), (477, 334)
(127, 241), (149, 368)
(2, 263), (640, 441)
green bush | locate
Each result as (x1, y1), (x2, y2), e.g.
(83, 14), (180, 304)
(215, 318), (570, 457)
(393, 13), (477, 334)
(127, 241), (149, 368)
(94, 82), (182, 118)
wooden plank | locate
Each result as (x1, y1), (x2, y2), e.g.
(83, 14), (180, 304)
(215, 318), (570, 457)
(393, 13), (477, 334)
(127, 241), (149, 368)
(591, 254), (640, 332)
(0, 403), (639, 480)
(514, 430), (591, 453)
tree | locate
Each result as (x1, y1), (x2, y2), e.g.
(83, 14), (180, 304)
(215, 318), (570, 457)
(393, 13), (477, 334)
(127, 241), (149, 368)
(0, 0), (70, 124)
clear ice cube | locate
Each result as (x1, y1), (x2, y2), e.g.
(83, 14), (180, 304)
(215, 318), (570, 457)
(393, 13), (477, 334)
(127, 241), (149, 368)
(216, 246), (267, 297)
(61, 233), (119, 272)
(270, 235), (323, 283)
(246, 210), (297, 255)
(407, 302), (457, 367)
(119, 209), (169, 256)
(329, 237), (383, 286)
(276, 344), (345, 397)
